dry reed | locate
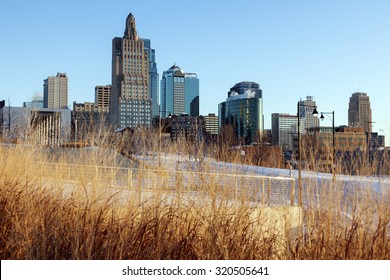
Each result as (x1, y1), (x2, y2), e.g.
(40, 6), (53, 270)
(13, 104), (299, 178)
(0, 129), (389, 260)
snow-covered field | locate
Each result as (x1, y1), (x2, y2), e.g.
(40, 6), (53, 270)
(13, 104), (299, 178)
(136, 152), (390, 203)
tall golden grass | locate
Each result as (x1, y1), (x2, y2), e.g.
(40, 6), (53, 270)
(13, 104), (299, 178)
(0, 128), (389, 260)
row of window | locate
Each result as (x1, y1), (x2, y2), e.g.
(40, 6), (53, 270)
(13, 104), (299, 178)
(174, 77), (185, 83)
(120, 101), (150, 106)
(125, 76), (145, 81)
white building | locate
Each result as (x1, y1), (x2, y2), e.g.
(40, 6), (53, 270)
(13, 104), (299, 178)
(1, 106), (71, 146)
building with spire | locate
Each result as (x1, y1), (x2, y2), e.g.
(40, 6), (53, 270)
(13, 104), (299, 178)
(348, 92), (372, 134)
(109, 13), (152, 129)
(160, 64), (199, 118)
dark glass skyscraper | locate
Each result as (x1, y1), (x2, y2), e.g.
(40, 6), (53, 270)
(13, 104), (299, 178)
(142, 39), (159, 118)
(110, 13), (152, 129)
(219, 81), (264, 145)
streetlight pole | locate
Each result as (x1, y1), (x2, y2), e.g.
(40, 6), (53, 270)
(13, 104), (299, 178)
(297, 101), (318, 206)
(297, 102), (302, 206)
(320, 111), (335, 183)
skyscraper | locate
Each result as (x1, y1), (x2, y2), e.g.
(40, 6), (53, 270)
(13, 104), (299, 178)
(348, 92), (372, 134)
(95, 85), (111, 112)
(298, 96), (319, 134)
(110, 13), (151, 129)
(160, 64), (199, 118)
(43, 73), (68, 109)
(219, 81), (264, 145)
(271, 113), (298, 151)
(185, 73), (199, 117)
(142, 39), (159, 118)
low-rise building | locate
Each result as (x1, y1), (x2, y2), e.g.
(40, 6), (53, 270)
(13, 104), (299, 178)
(0, 105), (71, 146)
(169, 114), (205, 143)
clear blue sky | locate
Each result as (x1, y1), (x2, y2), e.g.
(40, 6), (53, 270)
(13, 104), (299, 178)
(1, 0), (390, 144)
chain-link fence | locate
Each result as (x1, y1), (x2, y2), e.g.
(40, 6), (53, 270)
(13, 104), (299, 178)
(38, 162), (296, 206)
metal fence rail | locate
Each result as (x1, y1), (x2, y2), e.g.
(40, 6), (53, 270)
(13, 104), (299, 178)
(38, 162), (296, 206)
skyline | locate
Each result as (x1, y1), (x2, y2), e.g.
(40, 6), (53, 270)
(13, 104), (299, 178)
(1, 0), (390, 144)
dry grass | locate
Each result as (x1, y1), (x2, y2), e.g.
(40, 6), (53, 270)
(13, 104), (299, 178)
(0, 133), (389, 260)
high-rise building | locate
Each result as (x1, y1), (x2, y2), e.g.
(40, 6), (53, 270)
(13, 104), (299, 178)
(110, 13), (151, 129)
(142, 39), (159, 118)
(1, 106), (71, 145)
(271, 113), (298, 151)
(43, 73), (68, 109)
(185, 73), (199, 117)
(95, 85), (111, 112)
(298, 96), (319, 134)
(348, 92), (372, 134)
(219, 81), (264, 145)
(160, 64), (199, 118)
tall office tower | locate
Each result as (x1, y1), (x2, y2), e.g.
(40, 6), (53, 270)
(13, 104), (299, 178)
(43, 73), (68, 109)
(271, 113), (298, 151)
(142, 39), (159, 118)
(219, 81), (264, 145)
(348, 92), (372, 134)
(95, 85), (111, 112)
(298, 96), (319, 134)
(160, 64), (199, 118)
(110, 13), (151, 129)
(185, 73), (199, 117)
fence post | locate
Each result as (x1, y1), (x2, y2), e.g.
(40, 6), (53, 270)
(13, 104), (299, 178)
(95, 165), (98, 188)
(267, 178), (271, 207)
(261, 178), (265, 205)
(138, 170), (142, 205)
(40, 162), (44, 189)
(55, 163), (58, 187)
(177, 172), (182, 208)
(290, 168), (295, 206)
(128, 169), (132, 189)
(235, 176), (238, 201)
(111, 168), (114, 188)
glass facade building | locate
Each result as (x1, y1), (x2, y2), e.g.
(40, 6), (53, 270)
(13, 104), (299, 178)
(185, 73), (199, 117)
(142, 39), (159, 118)
(160, 65), (199, 118)
(219, 82), (264, 145)
(271, 113), (298, 151)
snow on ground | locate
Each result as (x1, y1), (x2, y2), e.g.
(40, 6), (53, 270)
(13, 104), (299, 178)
(136, 152), (390, 198)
